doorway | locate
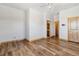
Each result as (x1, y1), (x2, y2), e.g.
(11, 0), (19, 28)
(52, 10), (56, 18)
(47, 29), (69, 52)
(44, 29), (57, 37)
(54, 21), (59, 37)
(47, 20), (50, 38)
(68, 16), (79, 42)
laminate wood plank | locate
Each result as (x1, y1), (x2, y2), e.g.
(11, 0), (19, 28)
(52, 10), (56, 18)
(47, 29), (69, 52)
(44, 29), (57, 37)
(0, 37), (79, 56)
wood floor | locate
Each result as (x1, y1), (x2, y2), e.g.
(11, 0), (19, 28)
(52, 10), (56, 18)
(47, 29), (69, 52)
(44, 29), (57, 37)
(0, 37), (79, 56)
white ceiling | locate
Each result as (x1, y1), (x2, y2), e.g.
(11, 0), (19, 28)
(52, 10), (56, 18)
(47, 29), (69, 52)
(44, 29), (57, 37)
(1, 3), (79, 15)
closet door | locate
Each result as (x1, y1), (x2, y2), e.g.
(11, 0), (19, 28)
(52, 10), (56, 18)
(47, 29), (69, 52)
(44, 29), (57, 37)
(77, 17), (79, 42)
(68, 18), (73, 41)
(68, 17), (78, 42)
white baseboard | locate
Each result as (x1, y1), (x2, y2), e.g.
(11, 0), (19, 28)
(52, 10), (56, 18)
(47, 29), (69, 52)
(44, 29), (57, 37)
(26, 37), (47, 42)
(0, 38), (24, 43)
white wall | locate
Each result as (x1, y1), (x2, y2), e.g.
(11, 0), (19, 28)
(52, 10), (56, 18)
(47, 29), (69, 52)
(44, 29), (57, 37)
(0, 5), (47, 42)
(25, 9), (30, 40)
(0, 5), (25, 42)
(25, 8), (47, 41)
(59, 5), (79, 40)
(0, 5), (55, 42)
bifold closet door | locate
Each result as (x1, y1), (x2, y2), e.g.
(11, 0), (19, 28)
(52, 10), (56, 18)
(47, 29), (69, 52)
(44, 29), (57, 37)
(68, 17), (79, 42)
(77, 18), (79, 42)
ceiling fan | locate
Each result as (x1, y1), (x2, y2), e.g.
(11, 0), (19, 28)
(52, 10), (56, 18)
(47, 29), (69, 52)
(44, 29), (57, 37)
(40, 3), (53, 8)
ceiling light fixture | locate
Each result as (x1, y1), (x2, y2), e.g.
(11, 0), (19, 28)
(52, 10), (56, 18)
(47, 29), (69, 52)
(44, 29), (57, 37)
(48, 6), (51, 8)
